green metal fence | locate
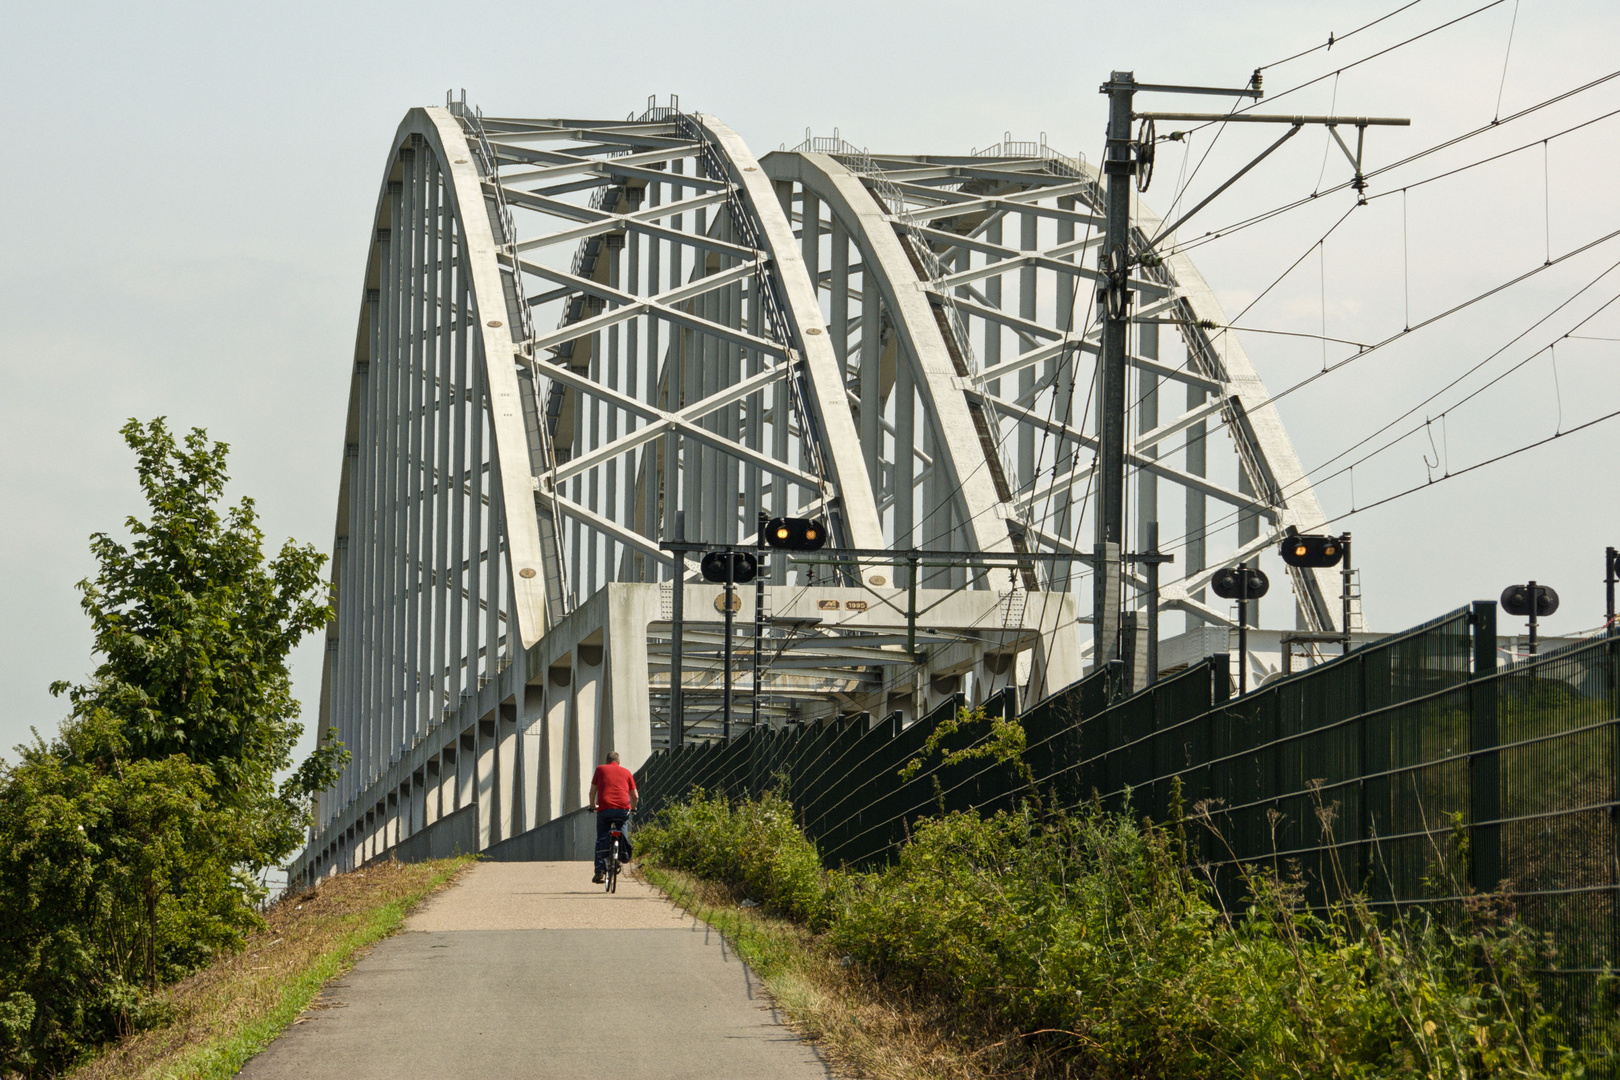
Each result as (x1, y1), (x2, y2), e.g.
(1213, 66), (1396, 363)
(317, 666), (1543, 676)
(637, 601), (1618, 1012)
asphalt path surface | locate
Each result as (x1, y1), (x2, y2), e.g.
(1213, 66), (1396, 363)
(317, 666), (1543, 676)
(236, 862), (830, 1079)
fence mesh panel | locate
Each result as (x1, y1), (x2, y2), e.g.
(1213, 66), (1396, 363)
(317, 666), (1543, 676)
(635, 603), (1617, 1021)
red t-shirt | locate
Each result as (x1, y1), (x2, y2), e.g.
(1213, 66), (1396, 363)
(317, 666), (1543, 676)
(591, 763), (637, 810)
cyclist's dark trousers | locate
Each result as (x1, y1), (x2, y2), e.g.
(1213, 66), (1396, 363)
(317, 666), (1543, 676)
(595, 808), (630, 875)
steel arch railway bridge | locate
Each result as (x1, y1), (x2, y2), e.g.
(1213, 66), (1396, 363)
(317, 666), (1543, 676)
(292, 96), (1356, 882)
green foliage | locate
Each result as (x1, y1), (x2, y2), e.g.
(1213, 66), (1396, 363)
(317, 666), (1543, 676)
(646, 786), (1593, 1079)
(636, 789), (827, 925)
(0, 725), (249, 1073)
(899, 704), (1040, 813)
(835, 804), (1581, 1079)
(900, 705), (1030, 783)
(49, 418), (339, 869)
(0, 419), (343, 1076)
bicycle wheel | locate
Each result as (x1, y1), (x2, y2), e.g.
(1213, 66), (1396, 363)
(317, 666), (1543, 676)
(605, 838), (618, 893)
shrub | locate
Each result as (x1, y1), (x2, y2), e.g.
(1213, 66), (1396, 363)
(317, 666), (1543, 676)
(637, 789), (827, 924)
(836, 801), (1583, 1077)
(648, 787), (1589, 1079)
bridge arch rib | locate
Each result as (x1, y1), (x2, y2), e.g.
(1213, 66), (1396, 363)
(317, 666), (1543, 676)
(325, 106), (551, 821)
(763, 136), (1353, 633)
(296, 103), (1353, 885)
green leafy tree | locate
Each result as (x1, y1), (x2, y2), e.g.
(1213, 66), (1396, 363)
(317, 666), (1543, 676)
(0, 717), (243, 1071)
(0, 418), (347, 1075)
(49, 418), (346, 868)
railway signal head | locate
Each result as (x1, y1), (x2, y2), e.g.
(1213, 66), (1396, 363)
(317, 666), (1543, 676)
(765, 516), (827, 552)
(1500, 583), (1558, 618)
(1211, 565), (1270, 601)
(700, 550), (758, 584)
(1279, 533), (1343, 568)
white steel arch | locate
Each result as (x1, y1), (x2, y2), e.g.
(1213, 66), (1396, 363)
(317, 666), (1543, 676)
(324, 106), (550, 817)
(298, 102), (1353, 883)
(765, 134), (1356, 635)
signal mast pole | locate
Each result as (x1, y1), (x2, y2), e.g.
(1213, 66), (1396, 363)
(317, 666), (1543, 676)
(722, 550), (735, 740)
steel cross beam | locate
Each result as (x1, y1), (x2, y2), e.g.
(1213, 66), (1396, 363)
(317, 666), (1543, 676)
(532, 355), (825, 494)
(545, 363), (790, 486)
(502, 188), (757, 263)
(508, 189), (734, 254)
(763, 151), (1019, 559)
(517, 257), (782, 358)
(689, 115), (888, 564)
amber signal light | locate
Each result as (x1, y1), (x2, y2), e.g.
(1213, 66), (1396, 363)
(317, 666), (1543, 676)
(1280, 534), (1344, 569)
(764, 516), (828, 552)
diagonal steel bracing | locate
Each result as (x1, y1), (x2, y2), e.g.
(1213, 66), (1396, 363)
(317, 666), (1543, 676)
(299, 102), (1354, 886)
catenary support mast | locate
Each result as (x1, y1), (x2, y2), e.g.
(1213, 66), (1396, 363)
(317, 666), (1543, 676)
(1093, 71), (1136, 670)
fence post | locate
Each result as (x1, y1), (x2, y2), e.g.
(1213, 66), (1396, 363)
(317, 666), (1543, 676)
(1469, 600), (1501, 894)
(1610, 632), (1619, 974)
(1604, 630), (1620, 977)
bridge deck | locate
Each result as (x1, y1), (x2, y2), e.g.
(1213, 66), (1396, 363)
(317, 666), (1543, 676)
(238, 862), (830, 1079)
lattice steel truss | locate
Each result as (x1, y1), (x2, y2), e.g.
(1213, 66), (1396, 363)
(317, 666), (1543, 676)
(304, 98), (1355, 874)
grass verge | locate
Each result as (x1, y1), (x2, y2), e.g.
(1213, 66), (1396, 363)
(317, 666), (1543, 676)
(639, 863), (1021, 1080)
(67, 857), (474, 1080)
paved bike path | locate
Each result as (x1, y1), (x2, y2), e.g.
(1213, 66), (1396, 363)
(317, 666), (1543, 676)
(237, 862), (830, 1079)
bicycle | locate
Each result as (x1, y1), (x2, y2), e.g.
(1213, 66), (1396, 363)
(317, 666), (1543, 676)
(604, 812), (631, 894)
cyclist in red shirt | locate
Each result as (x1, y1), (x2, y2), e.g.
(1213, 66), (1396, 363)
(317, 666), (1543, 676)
(589, 751), (638, 884)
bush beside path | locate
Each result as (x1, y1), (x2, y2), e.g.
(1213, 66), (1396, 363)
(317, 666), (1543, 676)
(67, 857), (472, 1080)
(637, 786), (1619, 1080)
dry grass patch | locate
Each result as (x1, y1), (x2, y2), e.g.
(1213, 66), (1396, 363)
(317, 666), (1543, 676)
(68, 856), (473, 1080)
(640, 864), (1033, 1080)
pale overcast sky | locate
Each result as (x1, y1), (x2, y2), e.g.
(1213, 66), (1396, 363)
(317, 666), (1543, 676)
(3, 0), (1618, 763)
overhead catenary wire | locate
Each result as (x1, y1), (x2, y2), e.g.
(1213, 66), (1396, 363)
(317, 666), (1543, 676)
(1140, 263), (1620, 563)
(1403, 188), (1411, 328)
(1313, 72), (1343, 196)
(1126, 103), (1620, 548)
(1163, 71), (1620, 259)
(887, 65), (1618, 614)
(1492, 0), (1522, 123)
(1315, 406), (1620, 527)
(1543, 139), (1552, 265)
(1249, 223), (1620, 413)
(1135, 233), (1620, 559)
(745, 54), (1620, 719)
(1254, 0), (1431, 74)
(893, 164), (1620, 650)
(1363, 105), (1620, 202)
(1550, 343), (1562, 433)
(1089, 229), (1620, 572)
(1176, 0), (1512, 137)
(1213, 325), (1374, 349)
(1277, 289), (1620, 510)
(1303, 268), (1620, 486)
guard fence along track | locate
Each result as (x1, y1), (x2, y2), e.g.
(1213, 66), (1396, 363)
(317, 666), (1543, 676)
(639, 603), (1619, 1023)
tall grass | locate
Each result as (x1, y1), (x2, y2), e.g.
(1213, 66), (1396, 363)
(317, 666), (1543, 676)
(638, 788), (1611, 1079)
